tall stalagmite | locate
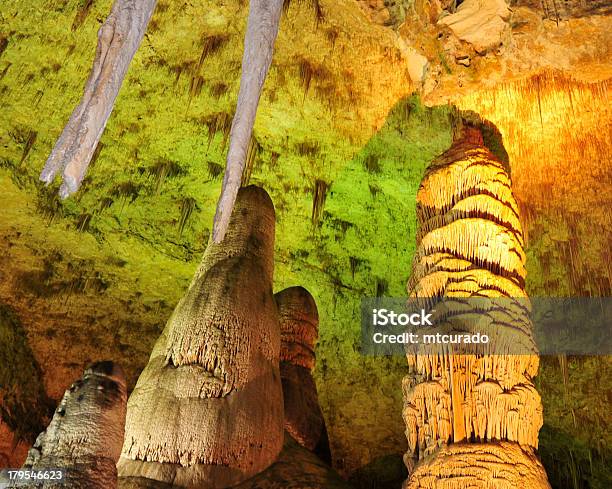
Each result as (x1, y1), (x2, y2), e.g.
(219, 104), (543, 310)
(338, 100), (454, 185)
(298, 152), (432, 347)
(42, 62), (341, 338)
(402, 121), (551, 488)
(13, 361), (127, 489)
(275, 286), (330, 462)
(118, 186), (284, 489)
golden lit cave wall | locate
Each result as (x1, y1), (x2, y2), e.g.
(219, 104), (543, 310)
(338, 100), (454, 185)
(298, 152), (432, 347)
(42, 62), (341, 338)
(457, 72), (611, 296)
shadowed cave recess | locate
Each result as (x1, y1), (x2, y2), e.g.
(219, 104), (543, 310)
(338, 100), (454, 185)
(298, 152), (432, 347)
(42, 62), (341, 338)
(0, 0), (610, 488)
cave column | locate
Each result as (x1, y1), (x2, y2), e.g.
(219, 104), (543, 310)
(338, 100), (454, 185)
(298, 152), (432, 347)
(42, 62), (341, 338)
(402, 122), (551, 488)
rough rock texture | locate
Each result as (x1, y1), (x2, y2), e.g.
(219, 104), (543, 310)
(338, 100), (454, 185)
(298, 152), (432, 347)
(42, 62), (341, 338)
(438, 0), (511, 53)
(276, 286), (330, 461)
(406, 442), (550, 489)
(14, 361), (127, 488)
(403, 122), (550, 487)
(118, 186), (284, 488)
(40, 0), (158, 198)
(400, 0), (612, 103)
(232, 434), (351, 489)
(118, 433), (353, 489)
(0, 303), (51, 468)
(0, 421), (29, 468)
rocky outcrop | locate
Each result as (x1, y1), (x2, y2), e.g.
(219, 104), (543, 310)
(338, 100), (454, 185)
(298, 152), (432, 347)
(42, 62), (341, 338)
(438, 0), (511, 54)
(118, 186), (284, 489)
(232, 433), (351, 489)
(402, 121), (550, 487)
(276, 286), (330, 462)
(399, 43), (429, 85)
(14, 361), (127, 488)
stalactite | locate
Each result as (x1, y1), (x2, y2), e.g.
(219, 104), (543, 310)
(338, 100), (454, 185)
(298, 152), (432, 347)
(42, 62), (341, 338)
(283, 0), (325, 26)
(146, 159), (184, 194)
(208, 160), (225, 179)
(403, 123), (550, 488)
(212, 0), (284, 243)
(19, 130), (37, 165)
(118, 186), (283, 489)
(275, 287), (330, 463)
(203, 111), (234, 151)
(177, 197), (197, 237)
(241, 135), (260, 187)
(0, 36), (8, 58)
(311, 179), (329, 225)
(40, 0), (158, 199)
(72, 0), (95, 31)
(13, 362), (127, 489)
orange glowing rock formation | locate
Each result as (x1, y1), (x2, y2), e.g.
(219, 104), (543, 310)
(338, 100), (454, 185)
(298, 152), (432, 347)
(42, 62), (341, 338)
(275, 286), (330, 461)
(403, 122), (550, 488)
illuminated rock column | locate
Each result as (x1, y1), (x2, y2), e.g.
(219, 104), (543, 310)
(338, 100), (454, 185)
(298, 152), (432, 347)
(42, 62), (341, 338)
(118, 186), (284, 489)
(403, 123), (551, 488)
(17, 361), (127, 489)
(275, 286), (330, 462)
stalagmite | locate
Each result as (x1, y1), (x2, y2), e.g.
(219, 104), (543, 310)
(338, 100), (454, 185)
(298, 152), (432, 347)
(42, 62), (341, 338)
(118, 186), (284, 489)
(403, 121), (551, 488)
(13, 361), (127, 489)
(212, 0), (284, 243)
(275, 286), (330, 462)
(40, 0), (157, 198)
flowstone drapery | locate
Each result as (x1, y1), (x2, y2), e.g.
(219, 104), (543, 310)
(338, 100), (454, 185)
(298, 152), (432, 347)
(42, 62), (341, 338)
(402, 122), (551, 488)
